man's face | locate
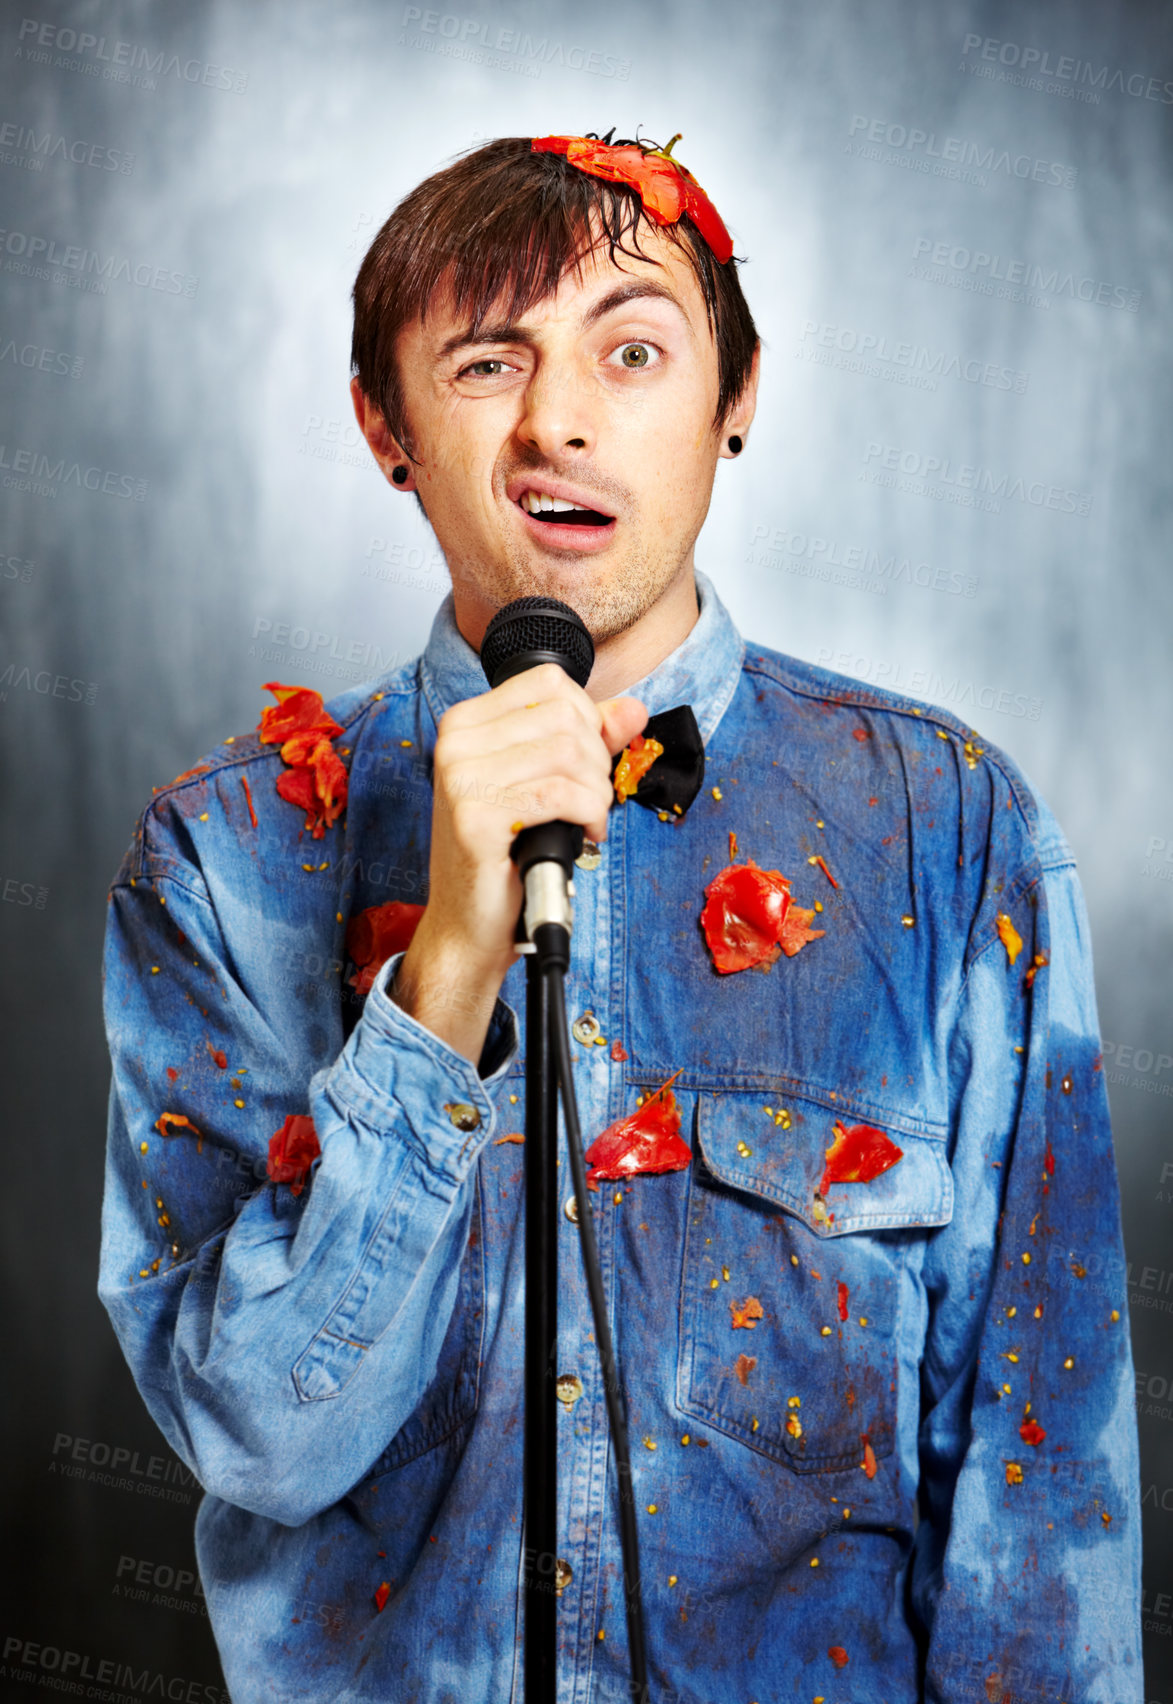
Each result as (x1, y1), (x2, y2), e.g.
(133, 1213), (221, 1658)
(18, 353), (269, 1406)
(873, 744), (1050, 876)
(381, 224), (754, 645)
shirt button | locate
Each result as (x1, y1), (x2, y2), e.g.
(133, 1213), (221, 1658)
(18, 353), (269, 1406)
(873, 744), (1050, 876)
(555, 1373), (584, 1411)
(572, 1011), (601, 1045)
(554, 1559), (572, 1596)
(444, 1102), (481, 1132)
(575, 840), (602, 871)
(564, 1195), (580, 1224)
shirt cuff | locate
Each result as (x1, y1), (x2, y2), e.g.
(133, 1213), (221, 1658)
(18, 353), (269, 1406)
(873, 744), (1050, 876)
(321, 951), (520, 1187)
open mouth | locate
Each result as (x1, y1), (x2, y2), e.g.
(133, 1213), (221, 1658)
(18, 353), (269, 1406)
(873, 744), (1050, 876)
(517, 492), (614, 528)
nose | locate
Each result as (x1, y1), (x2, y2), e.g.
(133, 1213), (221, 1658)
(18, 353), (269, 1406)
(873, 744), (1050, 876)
(516, 358), (596, 460)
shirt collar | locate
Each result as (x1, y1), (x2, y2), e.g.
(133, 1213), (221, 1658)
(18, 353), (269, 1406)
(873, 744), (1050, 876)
(418, 567), (744, 747)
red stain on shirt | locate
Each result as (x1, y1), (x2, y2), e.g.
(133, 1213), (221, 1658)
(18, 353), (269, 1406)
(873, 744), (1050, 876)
(583, 1071), (690, 1190)
(820, 1121), (903, 1196)
(701, 860), (824, 973)
(257, 683), (348, 839)
(267, 1113), (321, 1197)
(346, 902), (426, 995)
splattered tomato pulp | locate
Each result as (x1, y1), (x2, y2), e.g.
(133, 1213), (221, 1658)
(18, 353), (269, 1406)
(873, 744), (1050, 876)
(267, 1114), (321, 1197)
(346, 901), (425, 994)
(582, 1070), (691, 1190)
(613, 732), (664, 803)
(819, 1121), (904, 1197)
(256, 682), (348, 839)
(700, 858), (825, 973)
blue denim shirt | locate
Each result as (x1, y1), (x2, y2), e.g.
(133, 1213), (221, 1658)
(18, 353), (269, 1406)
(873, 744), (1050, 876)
(99, 570), (1142, 1703)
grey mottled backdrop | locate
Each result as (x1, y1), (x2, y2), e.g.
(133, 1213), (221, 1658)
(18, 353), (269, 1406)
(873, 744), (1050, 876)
(1, 0), (1170, 1696)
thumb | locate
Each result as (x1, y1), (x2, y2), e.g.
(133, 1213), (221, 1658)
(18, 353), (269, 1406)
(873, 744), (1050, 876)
(598, 695), (649, 757)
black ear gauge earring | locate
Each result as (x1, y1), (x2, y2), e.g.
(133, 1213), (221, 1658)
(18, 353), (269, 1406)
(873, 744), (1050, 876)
(727, 435), (743, 455)
(391, 465), (408, 484)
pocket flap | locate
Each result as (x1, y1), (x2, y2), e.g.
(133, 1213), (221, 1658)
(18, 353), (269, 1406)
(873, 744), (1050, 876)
(697, 1087), (953, 1237)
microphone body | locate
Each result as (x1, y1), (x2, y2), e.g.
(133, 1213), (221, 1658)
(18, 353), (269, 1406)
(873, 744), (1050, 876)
(479, 597), (595, 955)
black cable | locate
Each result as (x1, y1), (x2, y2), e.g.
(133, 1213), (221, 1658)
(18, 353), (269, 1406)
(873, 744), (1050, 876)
(546, 961), (649, 1702)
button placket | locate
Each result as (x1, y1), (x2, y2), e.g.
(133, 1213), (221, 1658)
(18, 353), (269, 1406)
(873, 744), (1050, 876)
(554, 817), (619, 1700)
(573, 793), (637, 1700)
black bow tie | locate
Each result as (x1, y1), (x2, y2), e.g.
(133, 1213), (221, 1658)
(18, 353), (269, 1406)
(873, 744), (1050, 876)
(610, 704), (706, 817)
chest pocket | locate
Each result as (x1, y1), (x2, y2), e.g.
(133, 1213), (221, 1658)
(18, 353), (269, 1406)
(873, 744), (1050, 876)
(677, 1087), (952, 1473)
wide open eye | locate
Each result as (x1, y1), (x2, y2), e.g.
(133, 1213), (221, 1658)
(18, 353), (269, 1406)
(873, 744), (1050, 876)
(610, 342), (661, 370)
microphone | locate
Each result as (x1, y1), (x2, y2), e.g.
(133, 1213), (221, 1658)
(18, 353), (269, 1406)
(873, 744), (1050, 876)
(480, 596), (595, 961)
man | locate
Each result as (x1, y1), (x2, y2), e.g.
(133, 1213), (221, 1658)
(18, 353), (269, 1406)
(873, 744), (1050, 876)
(100, 133), (1142, 1702)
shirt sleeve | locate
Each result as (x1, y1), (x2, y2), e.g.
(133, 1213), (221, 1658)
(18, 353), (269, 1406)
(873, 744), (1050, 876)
(98, 852), (519, 1529)
(908, 823), (1144, 1701)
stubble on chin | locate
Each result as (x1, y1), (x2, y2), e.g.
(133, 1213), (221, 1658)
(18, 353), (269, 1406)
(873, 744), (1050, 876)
(472, 536), (680, 645)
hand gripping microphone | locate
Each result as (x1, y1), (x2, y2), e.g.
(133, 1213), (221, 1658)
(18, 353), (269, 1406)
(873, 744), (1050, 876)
(480, 596), (595, 966)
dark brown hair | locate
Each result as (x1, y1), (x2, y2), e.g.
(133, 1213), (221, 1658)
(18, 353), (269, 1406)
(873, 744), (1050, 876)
(351, 135), (759, 464)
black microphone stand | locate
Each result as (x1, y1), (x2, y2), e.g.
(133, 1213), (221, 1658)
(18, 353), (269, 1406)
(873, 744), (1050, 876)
(521, 872), (561, 1698)
(519, 862), (647, 1704)
(480, 598), (648, 1704)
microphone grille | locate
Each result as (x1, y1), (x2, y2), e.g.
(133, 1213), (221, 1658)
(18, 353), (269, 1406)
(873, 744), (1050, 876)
(481, 596), (594, 689)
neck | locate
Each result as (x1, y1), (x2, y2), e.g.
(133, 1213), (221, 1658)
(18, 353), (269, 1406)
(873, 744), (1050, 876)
(584, 562), (701, 699)
(454, 560), (701, 702)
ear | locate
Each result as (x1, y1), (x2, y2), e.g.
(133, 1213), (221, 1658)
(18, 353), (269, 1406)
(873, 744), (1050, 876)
(350, 376), (417, 492)
(717, 341), (761, 459)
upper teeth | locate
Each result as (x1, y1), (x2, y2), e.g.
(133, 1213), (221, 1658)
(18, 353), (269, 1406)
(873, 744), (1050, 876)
(521, 490), (581, 515)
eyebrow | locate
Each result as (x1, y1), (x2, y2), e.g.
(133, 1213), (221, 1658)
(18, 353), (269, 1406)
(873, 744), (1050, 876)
(436, 281), (690, 360)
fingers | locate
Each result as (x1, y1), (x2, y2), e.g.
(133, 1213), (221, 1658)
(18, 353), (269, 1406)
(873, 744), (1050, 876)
(445, 697), (611, 779)
(598, 695), (649, 756)
(443, 667), (647, 763)
(435, 743), (615, 845)
(446, 662), (604, 738)
(500, 773), (616, 845)
(432, 670), (651, 856)
(408, 667), (644, 1028)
